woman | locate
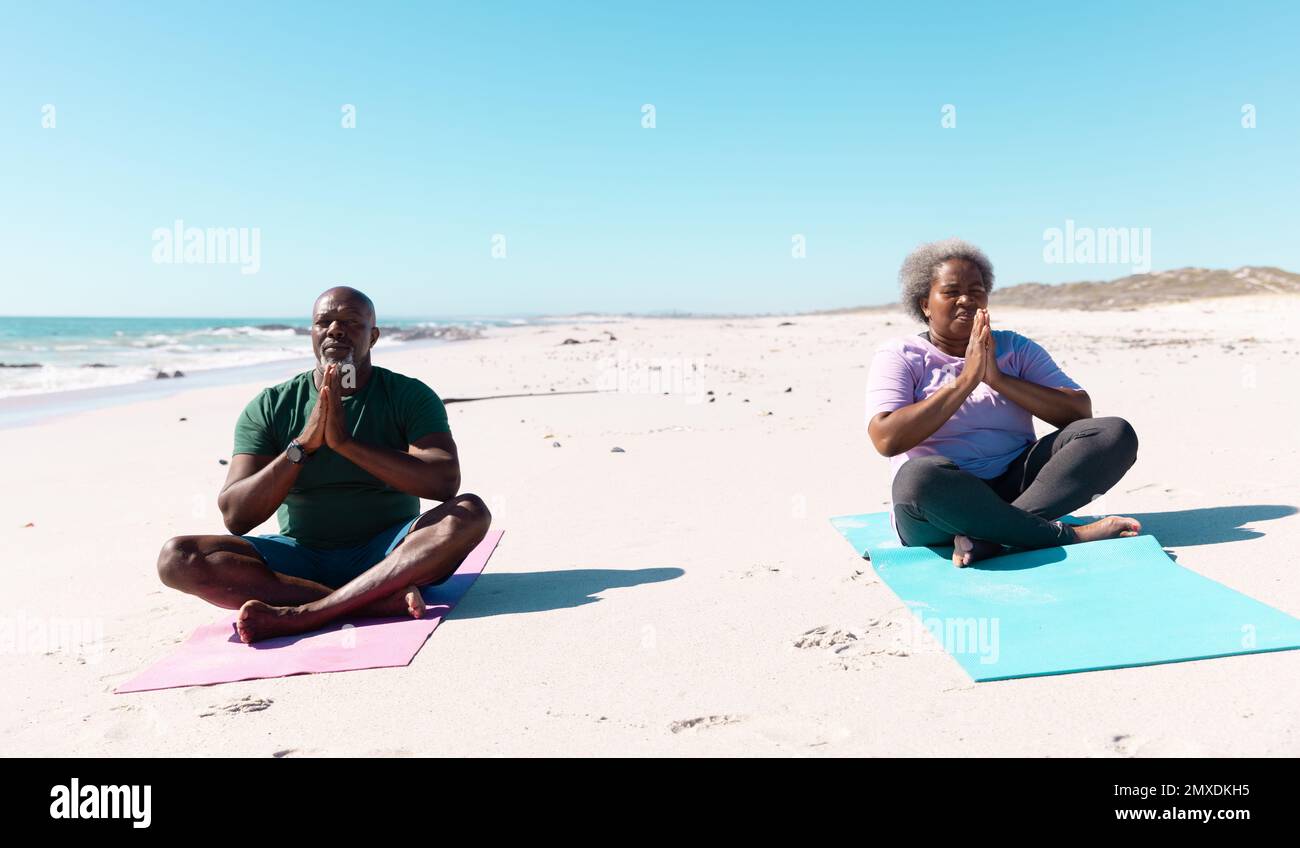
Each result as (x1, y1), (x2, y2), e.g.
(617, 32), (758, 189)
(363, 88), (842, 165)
(866, 238), (1142, 567)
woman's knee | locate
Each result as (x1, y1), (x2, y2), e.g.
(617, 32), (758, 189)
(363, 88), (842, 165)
(892, 454), (957, 501)
(1067, 416), (1138, 473)
(1094, 416), (1139, 454)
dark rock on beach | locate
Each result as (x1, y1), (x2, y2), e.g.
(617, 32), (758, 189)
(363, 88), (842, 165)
(255, 324), (309, 334)
(381, 325), (483, 342)
(253, 323), (483, 341)
(0, 362), (42, 368)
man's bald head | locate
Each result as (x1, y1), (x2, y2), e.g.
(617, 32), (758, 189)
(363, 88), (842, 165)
(314, 286), (376, 324)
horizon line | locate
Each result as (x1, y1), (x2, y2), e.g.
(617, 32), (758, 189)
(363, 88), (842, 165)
(2, 263), (1293, 322)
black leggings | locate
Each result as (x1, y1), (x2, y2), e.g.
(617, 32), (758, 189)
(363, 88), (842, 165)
(891, 416), (1139, 549)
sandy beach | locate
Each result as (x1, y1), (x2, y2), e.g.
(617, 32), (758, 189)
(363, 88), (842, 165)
(3, 294), (1299, 757)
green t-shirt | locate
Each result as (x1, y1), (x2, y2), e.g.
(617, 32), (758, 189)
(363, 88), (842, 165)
(231, 365), (451, 549)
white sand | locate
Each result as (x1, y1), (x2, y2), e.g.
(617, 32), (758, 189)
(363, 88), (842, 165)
(3, 295), (1299, 756)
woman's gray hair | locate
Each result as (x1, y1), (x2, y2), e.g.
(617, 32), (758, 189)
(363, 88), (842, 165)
(898, 238), (995, 324)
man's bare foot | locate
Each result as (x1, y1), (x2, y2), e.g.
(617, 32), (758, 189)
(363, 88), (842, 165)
(235, 600), (306, 644)
(1069, 515), (1142, 544)
(363, 585), (426, 620)
(952, 535), (1005, 567)
(234, 585), (426, 644)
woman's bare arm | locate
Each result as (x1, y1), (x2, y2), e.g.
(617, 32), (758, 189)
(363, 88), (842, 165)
(987, 372), (1091, 428)
(868, 371), (979, 457)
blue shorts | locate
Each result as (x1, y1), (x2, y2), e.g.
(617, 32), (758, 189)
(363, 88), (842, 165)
(241, 515), (428, 589)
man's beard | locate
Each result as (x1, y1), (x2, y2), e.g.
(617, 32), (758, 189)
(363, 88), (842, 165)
(319, 348), (354, 366)
(319, 347), (357, 387)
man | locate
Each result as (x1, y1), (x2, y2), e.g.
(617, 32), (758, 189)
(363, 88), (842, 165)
(156, 286), (490, 643)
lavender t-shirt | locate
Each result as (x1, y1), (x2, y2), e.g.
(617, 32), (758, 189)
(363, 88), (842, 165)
(865, 330), (1083, 543)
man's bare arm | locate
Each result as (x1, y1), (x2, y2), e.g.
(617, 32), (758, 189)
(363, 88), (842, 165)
(217, 453), (304, 536)
(332, 431), (461, 502)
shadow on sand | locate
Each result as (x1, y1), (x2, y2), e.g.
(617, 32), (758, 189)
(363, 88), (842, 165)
(951, 504), (1298, 568)
(448, 567), (685, 619)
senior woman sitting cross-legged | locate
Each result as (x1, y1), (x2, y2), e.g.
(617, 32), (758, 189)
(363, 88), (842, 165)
(866, 238), (1143, 567)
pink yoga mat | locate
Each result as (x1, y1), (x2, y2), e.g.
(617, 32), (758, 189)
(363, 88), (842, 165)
(115, 529), (503, 693)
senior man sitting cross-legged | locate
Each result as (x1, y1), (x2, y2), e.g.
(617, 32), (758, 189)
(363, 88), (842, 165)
(156, 286), (490, 644)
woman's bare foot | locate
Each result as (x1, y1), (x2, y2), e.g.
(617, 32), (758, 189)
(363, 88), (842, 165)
(1069, 515), (1142, 544)
(234, 585), (426, 644)
(952, 535), (1005, 567)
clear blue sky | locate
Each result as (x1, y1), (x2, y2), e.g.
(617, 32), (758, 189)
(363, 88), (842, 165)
(2, 1), (1297, 319)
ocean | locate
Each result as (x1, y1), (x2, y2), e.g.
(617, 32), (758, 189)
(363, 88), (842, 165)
(0, 315), (526, 399)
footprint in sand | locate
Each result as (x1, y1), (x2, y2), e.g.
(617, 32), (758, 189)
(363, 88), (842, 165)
(669, 715), (743, 734)
(271, 747), (336, 758)
(1107, 733), (1205, 758)
(1108, 733), (1157, 757)
(200, 695), (273, 717)
(793, 625), (864, 651)
(738, 563), (783, 579)
(794, 620), (917, 668)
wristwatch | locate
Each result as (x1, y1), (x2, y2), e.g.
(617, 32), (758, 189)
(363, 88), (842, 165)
(286, 439), (312, 464)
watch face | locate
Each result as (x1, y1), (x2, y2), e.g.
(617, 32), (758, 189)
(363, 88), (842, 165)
(288, 444), (304, 462)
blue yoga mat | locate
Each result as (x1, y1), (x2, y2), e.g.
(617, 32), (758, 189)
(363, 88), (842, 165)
(830, 512), (1300, 682)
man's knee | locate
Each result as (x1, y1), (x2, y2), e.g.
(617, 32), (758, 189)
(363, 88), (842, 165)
(451, 493), (492, 532)
(157, 535), (200, 589)
(430, 493), (490, 540)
